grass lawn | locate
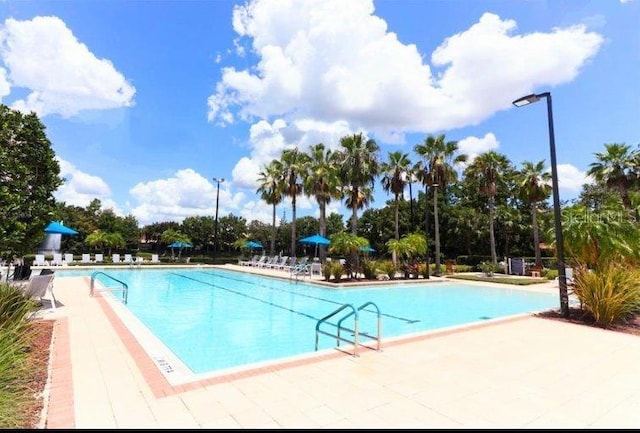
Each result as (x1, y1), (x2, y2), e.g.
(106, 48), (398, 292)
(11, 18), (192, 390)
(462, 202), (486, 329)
(447, 274), (550, 286)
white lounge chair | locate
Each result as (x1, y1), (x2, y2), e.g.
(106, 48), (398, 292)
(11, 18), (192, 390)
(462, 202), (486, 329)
(24, 273), (56, 311)
(150, 254), (159, 263)
(63, 253), (74, 265)
(112, 253), (121, 263)
(269, 256), (289, 269)
(81, 254), (92, 264)
(240, 255), (259, 266)
(123, 254), (134, 264)
(33, 254), (48, 267)
(135, 256), (144, 265)
(51, 253), (64, 266)
(94, 253), (104, 263)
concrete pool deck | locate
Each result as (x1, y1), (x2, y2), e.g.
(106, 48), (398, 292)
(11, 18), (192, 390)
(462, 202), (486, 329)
(39, 265), (640, 428)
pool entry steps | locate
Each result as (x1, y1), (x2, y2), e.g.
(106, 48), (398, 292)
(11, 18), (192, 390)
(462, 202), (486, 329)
(315, 301), (382, 357)
(90, 271), (129, 304)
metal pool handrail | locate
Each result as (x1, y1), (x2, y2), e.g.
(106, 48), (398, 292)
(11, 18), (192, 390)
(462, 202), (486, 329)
(337, 301), (382, 352)
(315, 303), (359, 356)
(90, 271), (129, 305)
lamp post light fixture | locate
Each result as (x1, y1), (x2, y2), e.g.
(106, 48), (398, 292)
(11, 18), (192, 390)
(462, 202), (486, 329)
(213, 177), (225, 258)
(512, 92), (569, 318)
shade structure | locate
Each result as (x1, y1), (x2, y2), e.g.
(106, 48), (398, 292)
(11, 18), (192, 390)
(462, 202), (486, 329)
(245, 240), (264, 249)
(299, 234), (330, 246)
(44, 221), (78, 235)
(169, 241), (192, 248)
(360, 246), (376, 253)
(299, 233), (330, 258)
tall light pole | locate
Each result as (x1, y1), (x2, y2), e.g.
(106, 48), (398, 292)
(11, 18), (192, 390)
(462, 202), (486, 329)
(513, 92), (569, 317)
(213, 177), (224, 259)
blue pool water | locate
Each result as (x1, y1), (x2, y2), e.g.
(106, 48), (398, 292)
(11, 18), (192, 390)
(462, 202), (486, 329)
(56, 267), (557, 374)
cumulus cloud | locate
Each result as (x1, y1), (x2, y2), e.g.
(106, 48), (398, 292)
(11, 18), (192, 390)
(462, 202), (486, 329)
(54, 157), (121, 212)
(556, 163), (590, 194)
(208, 0), (603, 142)
(457, 132), (500, 164)
(128, 169), (250, 226)
(0, 16), (135, 117)
(231, 117), (354, 190)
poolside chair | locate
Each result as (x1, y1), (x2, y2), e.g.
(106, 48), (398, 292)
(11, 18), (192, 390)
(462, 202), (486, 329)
(260, 256), (278, 268)
(81, 254), (92, 264)
(33, 254), (48, 267)
(240, 255), (259, 266)
(23, 273), (56, 311)
(150, 254), (159, 264)
(51, 253), (64, 266)
(94, 253), (104, 264)
(112, 253), (121, 263)
(135, 256), (144, 265)
(63, 253), (74, 265)
(289, 257), (309, 276)
(123, 254), (134, 264)
(269, 256), (289, 269)
(252, 255), (268, 267)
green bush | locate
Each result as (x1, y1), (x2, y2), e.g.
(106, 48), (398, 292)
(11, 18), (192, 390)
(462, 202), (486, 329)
(361, 259), (377, 280)
(322, 263), (332, 281)
(0, 282), (39, 428)
(478, 261), (501, 276)
(572, 263), (640, 327)
(378, 260), (397, 280)
(328, 261), (344, 282)
(544, 269), (558, 280)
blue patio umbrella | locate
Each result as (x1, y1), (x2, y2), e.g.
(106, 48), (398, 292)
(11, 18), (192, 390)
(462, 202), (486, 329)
(169, 241), (192, 248)
(299, 233), (330, 258)
(360, 246), (376, 253)
(245, 240), (264, 249)
(44, 221), (78, 235)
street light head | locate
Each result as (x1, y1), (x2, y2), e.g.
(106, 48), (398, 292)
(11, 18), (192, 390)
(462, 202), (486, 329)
(213, 177), (225, 183)
(512, 93), (541, 107)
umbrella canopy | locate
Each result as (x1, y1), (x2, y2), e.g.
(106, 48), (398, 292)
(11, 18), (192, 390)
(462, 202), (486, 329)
(245, 240), (264, 249)
(299, 234), (330, 258)
(360, 246), (376, 253)
(299, 234), (330, 246)
(169, 241), (192, 248)
(44, 221), (78, 235)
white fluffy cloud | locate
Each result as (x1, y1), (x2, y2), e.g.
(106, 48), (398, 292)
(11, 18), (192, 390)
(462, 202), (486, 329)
(457, 132), (500, 164)
(54, 157), (121, 212)
(557, 164), (591, 194)
(129, 169), (250, 226)
(231, 117), (354, 190)
(0, 16), (135, 117)
(208, 0), (603, 142)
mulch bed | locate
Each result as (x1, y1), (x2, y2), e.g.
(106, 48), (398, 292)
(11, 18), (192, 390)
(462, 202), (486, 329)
(536, 307), (640, 337)
(20, 319), (54, 428)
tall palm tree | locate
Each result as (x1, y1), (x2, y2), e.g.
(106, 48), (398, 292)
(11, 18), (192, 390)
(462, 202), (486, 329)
(256, 159), (284, 256)
(303, 143), (343, 262)
(518, 160), (551, 267)
(336, 133), (380, 235)
(281, 148), (310, 259)
(464, 151), (511, 266)
(381, 151), (411, 266)
(414, 134), (467, 275)
(587, 143), (639, 214)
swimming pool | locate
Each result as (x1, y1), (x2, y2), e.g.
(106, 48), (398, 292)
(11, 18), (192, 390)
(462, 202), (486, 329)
(57, 267), (557, 376)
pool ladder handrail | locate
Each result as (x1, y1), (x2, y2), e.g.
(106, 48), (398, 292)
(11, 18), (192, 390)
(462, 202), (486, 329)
(315, 301), (382, 357)
(90, 271), (129, 305)
(337, 301), (382, 352)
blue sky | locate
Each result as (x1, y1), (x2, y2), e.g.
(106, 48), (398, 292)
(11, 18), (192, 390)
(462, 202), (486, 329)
(1, 0), (638, 227)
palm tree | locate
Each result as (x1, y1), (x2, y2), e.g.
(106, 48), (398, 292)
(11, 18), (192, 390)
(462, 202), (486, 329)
(337, 132), (380, 235)
(587, 143), (639, 215)
(303, 143), (342, 262)
(414, 134), (467, 275)
(464, 151), (511, 266)
(380, 150), (411, 266)
(281, 148), (310, 259)
(518, 160), (551, 267)
(256, 160), (284, 256)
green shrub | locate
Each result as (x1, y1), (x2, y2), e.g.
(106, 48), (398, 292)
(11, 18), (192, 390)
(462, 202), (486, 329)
(361, 259), (377, 280)
(478, 261), (501, 276)
(378, 260), (397, 280)
(322, 262), (333, 281)
(328, 261), (344, 282)
(455, 264), (474, 273)
(572, 263), (640, 327)
(544, 269), (558, 280)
